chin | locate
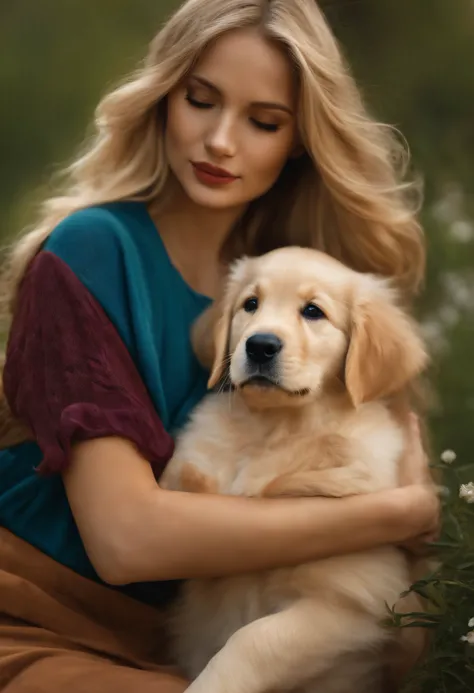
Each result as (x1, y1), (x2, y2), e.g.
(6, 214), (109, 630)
(182, 178), (245, 211)
(239, 386), (294, 410)
(236, 380), (313, 411)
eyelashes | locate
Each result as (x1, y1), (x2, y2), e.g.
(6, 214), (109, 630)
(253, 121), (280, 133)
(185, 91), (281, 133)
(185, 93), (213, 110)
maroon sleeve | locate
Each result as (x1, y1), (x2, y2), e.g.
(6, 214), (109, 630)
(3, 251), (174, 477)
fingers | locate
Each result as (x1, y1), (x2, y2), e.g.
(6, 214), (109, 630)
(400, 531), (439, 557)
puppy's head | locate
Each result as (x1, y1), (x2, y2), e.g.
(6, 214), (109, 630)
(205, 247), (428, 409)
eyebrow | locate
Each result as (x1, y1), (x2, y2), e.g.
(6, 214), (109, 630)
(189, 75), (294, 115)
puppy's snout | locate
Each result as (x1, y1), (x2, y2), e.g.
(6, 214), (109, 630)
(245, 333), (283, 365)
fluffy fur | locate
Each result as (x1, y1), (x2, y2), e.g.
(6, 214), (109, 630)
(160, 246), (429, 693)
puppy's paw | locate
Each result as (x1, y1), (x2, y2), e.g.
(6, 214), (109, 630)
(262, 464), (373, 499)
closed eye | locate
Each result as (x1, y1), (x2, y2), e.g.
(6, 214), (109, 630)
(186, 93), (213, 109)
(250, 119), (281, 133)
(186, 93), (281, 132)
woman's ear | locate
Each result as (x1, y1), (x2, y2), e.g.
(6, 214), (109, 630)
(345, 281), (428, 407)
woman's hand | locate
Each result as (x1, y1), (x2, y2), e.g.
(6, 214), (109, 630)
(397, 413), (441, 554)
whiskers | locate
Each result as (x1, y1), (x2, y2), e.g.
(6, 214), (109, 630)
(212, 355), (236, 413)
(214, 355), (232, 393)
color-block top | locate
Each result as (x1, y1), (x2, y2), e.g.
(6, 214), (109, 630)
(0, 201), (212, 607)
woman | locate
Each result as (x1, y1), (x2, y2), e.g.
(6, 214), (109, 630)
(0, 1), (438, 691)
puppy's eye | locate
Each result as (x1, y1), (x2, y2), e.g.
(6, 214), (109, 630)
(243, 297), (259, 313)
(301, 303), (325, 320)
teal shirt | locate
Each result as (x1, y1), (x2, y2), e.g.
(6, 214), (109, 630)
(0, 201), (211, 606)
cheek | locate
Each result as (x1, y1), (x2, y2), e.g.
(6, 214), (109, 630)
(308, 326), (348, 375)
(228, 312), (254, 377)
(245, 133), (294, 187)
(165, 94), (198, 158)
(228, 312), (252, 354)
(229, 342), (248, 383)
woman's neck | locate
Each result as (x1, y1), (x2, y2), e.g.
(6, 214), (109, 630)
(148, 182), (245, 299)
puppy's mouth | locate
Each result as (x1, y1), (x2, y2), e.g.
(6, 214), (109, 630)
(238, 374), (310, 398)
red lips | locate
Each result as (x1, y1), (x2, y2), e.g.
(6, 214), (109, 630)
(191, 161), (238, 186)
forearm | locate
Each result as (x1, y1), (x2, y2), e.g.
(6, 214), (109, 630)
(65, 437), (425, 586)
(112, 485), (413, 584)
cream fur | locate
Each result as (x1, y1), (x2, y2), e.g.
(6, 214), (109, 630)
(160, 247), (428, 693)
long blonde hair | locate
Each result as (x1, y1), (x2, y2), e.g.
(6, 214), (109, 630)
(2, 0), (425, 316)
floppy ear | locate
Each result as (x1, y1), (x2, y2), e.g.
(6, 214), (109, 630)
(345, 281), (428, 407)
(207, 258), (252, 390)
(196, 257), (251, 390)
(191, 302), (221, 371)
(207, 304), (233, 390)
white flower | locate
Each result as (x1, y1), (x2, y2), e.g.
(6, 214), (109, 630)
(459, 482), (474, 503)
(461, 631), (474, 644)
(436, 485), (450, 499)
(469, 618), (474, 629)
(440, 449), (457, 464)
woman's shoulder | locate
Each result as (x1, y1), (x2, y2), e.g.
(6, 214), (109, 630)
(20, 202), (160, 343)
(40, 200), (161, 302)
(43, 200), (148, 261)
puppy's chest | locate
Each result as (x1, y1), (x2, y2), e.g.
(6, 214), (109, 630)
(171, 395), (403, 497)
(186, 403), (350, 497)
(223, 423), (312, 497)
(222, 423), (363, 497)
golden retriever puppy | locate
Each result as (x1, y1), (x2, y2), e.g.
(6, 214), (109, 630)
(160, 247), (428, 693)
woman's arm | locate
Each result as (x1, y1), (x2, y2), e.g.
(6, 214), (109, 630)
(4, 247), (438, 586)
(64, 436), (438, 585)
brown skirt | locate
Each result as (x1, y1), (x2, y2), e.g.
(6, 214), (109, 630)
(0, 528), (188, 692)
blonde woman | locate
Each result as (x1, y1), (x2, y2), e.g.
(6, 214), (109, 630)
(0, 1), (438, 691)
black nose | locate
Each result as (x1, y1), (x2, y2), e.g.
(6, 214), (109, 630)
(246, 333), (283, 365)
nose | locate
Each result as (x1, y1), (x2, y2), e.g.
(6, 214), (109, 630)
(246, 333), (283, 365)
(205, 113), (237, 159)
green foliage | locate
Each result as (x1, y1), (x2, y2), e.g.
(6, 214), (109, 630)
(389, 452), (474, 692)
(1, 1), (473, 689)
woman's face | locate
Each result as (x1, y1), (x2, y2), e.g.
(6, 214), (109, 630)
(165, 27), (298, 212)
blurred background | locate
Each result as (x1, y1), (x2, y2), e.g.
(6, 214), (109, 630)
(1, 0), (473, 460)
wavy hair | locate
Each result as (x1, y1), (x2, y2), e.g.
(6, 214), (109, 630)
(2, 0), (425, 316)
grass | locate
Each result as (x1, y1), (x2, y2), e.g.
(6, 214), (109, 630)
(391, 452), (474, 692)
